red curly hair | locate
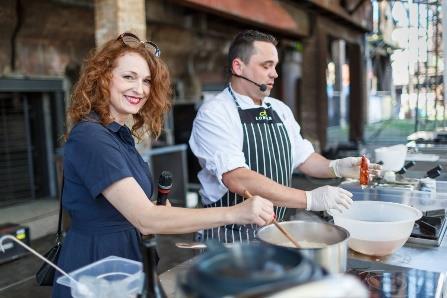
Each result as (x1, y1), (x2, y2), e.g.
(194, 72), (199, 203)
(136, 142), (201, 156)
(68, 34), (171, 139)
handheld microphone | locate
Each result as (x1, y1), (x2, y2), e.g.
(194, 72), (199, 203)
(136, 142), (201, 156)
(156, 171), (173, 206)
(232, 74), (267, 92)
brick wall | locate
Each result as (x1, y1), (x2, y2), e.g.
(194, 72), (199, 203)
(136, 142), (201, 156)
(0, 0), (369, 146)
(0, 0), (234, 85)
(0, 0), (94, 76)
(0, 1), (16, 74)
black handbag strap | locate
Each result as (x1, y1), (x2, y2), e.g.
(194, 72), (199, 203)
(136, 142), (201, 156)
(56, 173), (64, 243)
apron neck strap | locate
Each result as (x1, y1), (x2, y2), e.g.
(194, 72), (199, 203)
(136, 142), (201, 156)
(227, 84), (242, 109)
(227, 84), (271, 109)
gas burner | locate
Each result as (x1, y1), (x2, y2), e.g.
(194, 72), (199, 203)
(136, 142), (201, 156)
(372, 175), (419, 191)
(374, 182), (416, 191)
(408, 209), (446, 246)
(353, 269), (407, 297)
(348, 260), (445, 298)
(370, 164), (442, 192)
(373, 176), (437, 192)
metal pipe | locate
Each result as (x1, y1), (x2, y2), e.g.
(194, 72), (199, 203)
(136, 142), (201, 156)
(10, 0), (23, 72)
(22, 95), (35, 200)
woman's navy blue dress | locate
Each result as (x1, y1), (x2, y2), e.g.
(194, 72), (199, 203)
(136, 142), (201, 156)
(52, 115), (153, 298)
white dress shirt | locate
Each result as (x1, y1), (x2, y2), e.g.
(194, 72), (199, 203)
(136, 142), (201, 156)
(189, 86), (314, 204)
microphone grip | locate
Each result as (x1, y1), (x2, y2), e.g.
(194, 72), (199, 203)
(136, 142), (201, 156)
(156, 189), (170, 206)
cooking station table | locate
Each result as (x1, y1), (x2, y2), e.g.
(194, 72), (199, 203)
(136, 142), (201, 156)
(404, 141), (447, 180)
(160, 186), (447, 297)
(159, 243), (447, 298)
(348, 239), (447, 273)
(342, 183), (447, 296)
(160, 259), (194, 298)
(160, 234), (447, 297)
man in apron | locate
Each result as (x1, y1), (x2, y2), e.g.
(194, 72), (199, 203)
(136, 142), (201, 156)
(189, 30), (380, 243)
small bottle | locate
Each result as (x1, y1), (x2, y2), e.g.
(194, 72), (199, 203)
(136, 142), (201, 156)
(138, 237), (167, 298)
(359, 155), (369, 189)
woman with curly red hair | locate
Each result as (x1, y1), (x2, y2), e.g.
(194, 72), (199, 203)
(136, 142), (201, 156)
(52, 33), (274, 297)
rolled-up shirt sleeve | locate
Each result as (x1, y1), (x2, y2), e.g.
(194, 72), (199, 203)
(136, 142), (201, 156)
(190, 104), (248, 189)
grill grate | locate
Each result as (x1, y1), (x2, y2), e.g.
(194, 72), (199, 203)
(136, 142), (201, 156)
(0, 94), (32, 203)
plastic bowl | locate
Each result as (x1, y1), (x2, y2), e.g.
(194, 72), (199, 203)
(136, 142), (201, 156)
(56, 256), (144, 298)
(329, 201), (422, 256)
(374, 144), (407, 171)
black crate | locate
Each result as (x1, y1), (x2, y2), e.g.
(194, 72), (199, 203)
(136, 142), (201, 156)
(0, 223), (31, 265)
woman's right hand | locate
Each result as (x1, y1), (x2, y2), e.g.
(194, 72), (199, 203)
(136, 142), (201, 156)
(230, 196), (274, 226)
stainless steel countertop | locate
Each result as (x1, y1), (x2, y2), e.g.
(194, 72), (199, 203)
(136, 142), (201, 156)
(341, 181), (447, 211)
(341, 182), (447, 272)
(160, 186), (447, 296)
(160, 259), (194, 298)
(160, 241), (447, 297)
(348, 240), (447, 272)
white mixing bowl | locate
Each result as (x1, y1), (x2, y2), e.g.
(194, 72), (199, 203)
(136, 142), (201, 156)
(329, 201), (422, 256)
(374, 144), (407, 171)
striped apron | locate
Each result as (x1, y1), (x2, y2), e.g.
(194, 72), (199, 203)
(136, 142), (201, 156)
(203, 86), (293, 243)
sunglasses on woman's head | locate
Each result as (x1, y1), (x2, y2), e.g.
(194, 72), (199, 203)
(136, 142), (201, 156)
(117, 32), (161, 57)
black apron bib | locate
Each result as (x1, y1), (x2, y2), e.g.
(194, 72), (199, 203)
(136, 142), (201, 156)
(203, 86), (293, 243)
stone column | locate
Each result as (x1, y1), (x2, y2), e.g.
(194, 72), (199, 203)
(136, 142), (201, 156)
(282, 48), (302, 120)
(94, 0), (146, 47)
(347, 42), (366, 142)
(332, 39), (346, 127)
(301, 23), (329, 150)
(94, 0), (152, 150)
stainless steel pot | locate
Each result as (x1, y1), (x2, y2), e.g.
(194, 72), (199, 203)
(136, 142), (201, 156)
(257, 220), (349, 273)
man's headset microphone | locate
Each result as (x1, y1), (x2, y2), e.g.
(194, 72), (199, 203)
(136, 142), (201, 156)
(231, 73), (268, 92)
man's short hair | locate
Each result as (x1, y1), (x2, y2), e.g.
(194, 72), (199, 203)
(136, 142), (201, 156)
(228, 30), (278, 74)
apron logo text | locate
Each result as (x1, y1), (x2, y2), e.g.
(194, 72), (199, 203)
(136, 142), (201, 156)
(256, 110), (272, 121)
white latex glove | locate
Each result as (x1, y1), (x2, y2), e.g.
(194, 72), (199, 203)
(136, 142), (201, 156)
(305, 185), (353, 212)
(329, 157), (382, 179)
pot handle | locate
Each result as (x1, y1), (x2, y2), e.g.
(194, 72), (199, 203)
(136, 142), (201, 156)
(175, 242), (207, 249)
(175, 240), (231, 250)
(396, 161), (416, 175)
(426, 165), (442, 179)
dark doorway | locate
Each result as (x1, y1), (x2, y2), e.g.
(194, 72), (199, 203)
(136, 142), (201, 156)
(0, 79), (66, 207)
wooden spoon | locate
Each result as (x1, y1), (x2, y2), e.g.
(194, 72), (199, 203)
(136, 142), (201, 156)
(243, 190), (301, 248)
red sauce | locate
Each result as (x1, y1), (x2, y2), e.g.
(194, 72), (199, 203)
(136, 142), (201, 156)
(360, 155), (369, 186)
